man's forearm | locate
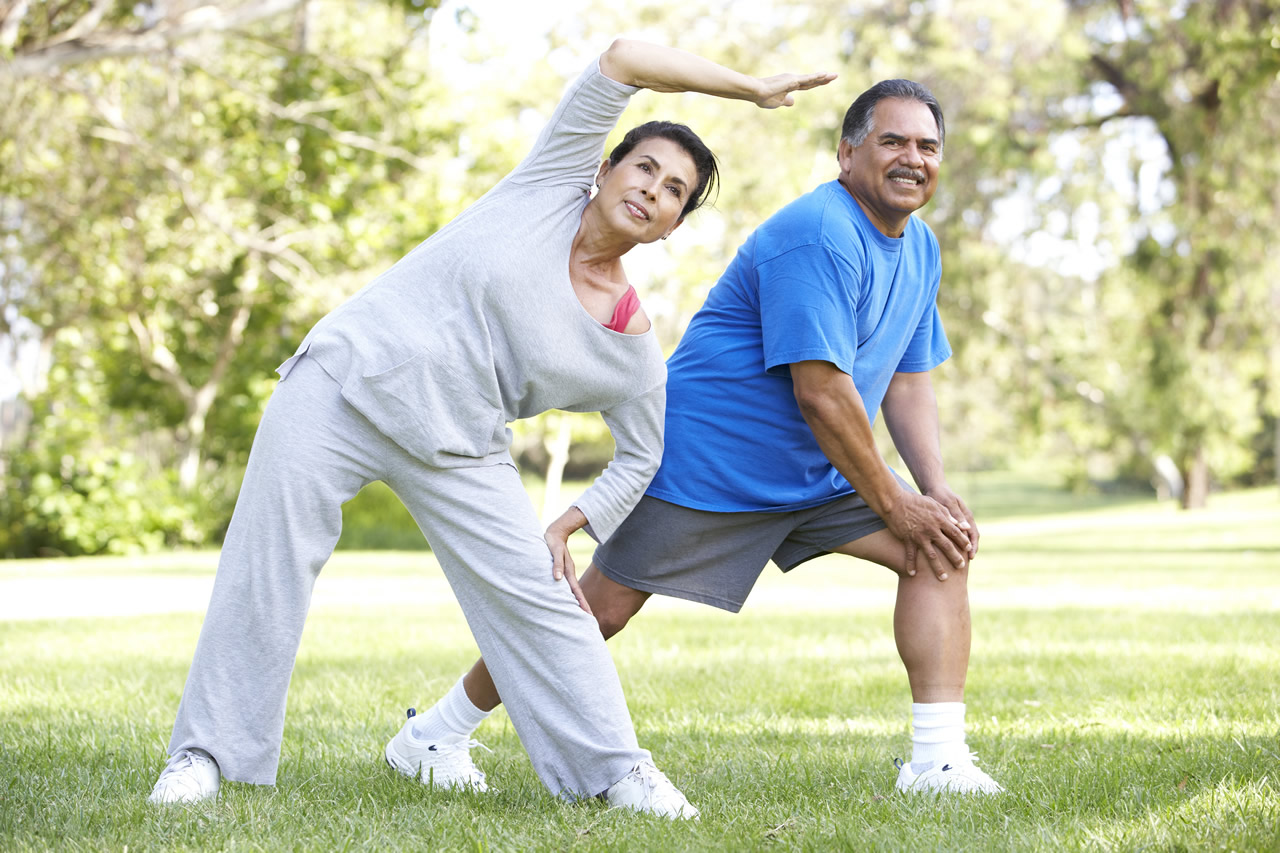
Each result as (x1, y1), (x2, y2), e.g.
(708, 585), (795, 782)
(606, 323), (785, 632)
(792, 363), (903, 518)
(882, 371), (947, 493)
(882, 369), (980, 557)
(793, 360), (974, 575)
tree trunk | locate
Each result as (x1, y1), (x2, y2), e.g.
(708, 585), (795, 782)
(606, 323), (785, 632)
(177, 383), (217, 492)
(540, 414), (573, 526)
(177, 439), (202, 493)
(1180, 445), (1210, 509)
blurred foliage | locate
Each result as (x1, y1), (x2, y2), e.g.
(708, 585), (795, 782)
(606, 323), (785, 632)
(2, 0), (1278, 556)
(0, 329), (219, 556)
(336, 481), (428, 551)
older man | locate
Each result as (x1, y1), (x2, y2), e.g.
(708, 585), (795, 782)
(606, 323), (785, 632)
(395, 79), (1003, 797)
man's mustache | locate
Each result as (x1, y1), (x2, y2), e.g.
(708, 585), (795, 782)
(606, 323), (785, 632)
(888, 168), (926, 183)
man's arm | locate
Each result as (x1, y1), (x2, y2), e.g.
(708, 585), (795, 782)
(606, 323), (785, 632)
(881, 369), (979, 559)
(790, 360), (971, 579)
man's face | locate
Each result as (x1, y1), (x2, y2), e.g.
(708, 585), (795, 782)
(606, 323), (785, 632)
(838, 98), (942, 237)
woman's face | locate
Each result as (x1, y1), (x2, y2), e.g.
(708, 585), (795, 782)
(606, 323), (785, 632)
(593, 137), (699, 243)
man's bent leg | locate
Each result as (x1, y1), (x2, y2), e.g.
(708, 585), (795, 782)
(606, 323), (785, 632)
(832, 528), (1000, 793)
(831, 528), (969, 702)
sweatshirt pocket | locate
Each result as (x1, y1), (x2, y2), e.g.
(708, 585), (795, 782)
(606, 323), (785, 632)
(348, 349), (505, 463)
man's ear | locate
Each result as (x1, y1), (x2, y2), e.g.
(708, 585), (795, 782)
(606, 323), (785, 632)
(836, 137), (855, 172)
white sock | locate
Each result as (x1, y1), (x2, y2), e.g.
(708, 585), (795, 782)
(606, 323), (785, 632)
(910, 701), (966, 772)
(410, 675), (491, 742)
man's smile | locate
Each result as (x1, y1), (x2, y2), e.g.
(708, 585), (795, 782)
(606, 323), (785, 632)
(888, 169), (926, 186)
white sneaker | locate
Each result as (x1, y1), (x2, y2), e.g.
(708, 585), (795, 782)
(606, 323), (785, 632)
(605, 760), (700, 819)
(384, 710), (490, 792)
(894, 752), (1004, 795)
(148, 748), (220, 804)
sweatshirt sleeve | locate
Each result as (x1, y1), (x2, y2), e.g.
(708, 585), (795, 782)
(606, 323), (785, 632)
(505, 57), (640, 191)
(571, 382), (665, 543)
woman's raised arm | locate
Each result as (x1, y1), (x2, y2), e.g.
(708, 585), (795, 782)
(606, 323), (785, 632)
(599, 38), (836, 109)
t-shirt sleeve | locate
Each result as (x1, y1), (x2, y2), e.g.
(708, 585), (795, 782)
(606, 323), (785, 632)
(506, 57), (640, 191)
(758, 244), (861, 376)
(896, 244), (952, 372)
(895, 303), (952, 372)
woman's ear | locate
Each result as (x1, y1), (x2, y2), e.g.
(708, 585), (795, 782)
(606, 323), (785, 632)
(594, 158), (612, 187)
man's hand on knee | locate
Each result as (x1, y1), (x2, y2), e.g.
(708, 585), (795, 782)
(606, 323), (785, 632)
(882, 491), (972, 581)
(923, 485), (980, 561)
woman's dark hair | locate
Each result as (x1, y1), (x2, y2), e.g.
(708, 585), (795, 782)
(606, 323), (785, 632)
(607, 120), (720, 218)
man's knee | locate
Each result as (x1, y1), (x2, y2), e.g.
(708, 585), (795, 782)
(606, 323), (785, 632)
(580, 565), (648, 640)
(593, 604), (633, 640)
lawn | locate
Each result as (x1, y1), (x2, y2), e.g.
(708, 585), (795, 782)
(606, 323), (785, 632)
(1, 478), (1278, 851)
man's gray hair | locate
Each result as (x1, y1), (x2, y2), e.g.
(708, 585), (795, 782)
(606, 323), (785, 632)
(841, 79), (945, 158)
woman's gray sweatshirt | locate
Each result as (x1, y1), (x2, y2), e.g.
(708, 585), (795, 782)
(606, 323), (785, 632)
(279, 59), (666, 543)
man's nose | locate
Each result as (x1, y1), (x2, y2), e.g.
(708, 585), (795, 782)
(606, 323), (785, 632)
(900, 143), (925, 166)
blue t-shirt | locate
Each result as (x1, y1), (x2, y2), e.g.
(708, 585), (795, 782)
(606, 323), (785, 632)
(646, 180), (951, 512)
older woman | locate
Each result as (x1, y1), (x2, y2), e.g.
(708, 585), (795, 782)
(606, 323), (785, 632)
(149, 38), (833, 818)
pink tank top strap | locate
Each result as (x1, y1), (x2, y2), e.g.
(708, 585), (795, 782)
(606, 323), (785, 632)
(603, 285), (641, 332)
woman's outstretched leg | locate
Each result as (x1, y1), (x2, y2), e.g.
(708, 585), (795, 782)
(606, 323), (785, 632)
(154, 356), (377, 800)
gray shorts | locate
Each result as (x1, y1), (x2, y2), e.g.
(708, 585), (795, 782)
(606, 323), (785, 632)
(593, 483), (909, 613)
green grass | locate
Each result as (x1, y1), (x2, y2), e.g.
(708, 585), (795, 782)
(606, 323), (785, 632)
(2, 482), (1279, 850)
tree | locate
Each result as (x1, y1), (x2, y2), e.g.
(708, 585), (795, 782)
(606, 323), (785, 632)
(0, 0), (508, 554)
(1, 0), (305, 77)
(1063, 0), (1280, 506)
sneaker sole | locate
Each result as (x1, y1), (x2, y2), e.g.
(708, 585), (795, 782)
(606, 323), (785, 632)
(899, 777), (1003, 795)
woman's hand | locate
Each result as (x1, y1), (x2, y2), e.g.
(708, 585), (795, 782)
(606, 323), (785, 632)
(545, 507), (593, 614)
(600, 38), (836, 106)
(753, 72), (840, 109)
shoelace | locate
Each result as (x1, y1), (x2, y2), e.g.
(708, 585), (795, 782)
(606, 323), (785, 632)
(155, 750), (215, 797)
(630, 762), (686, 810)
(162, 749), (213, 775)
(425, 739), (491, 782)
(436, 739), (492, 759)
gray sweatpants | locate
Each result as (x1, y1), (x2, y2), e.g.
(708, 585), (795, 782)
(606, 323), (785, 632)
(166, 354), (649, 798)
